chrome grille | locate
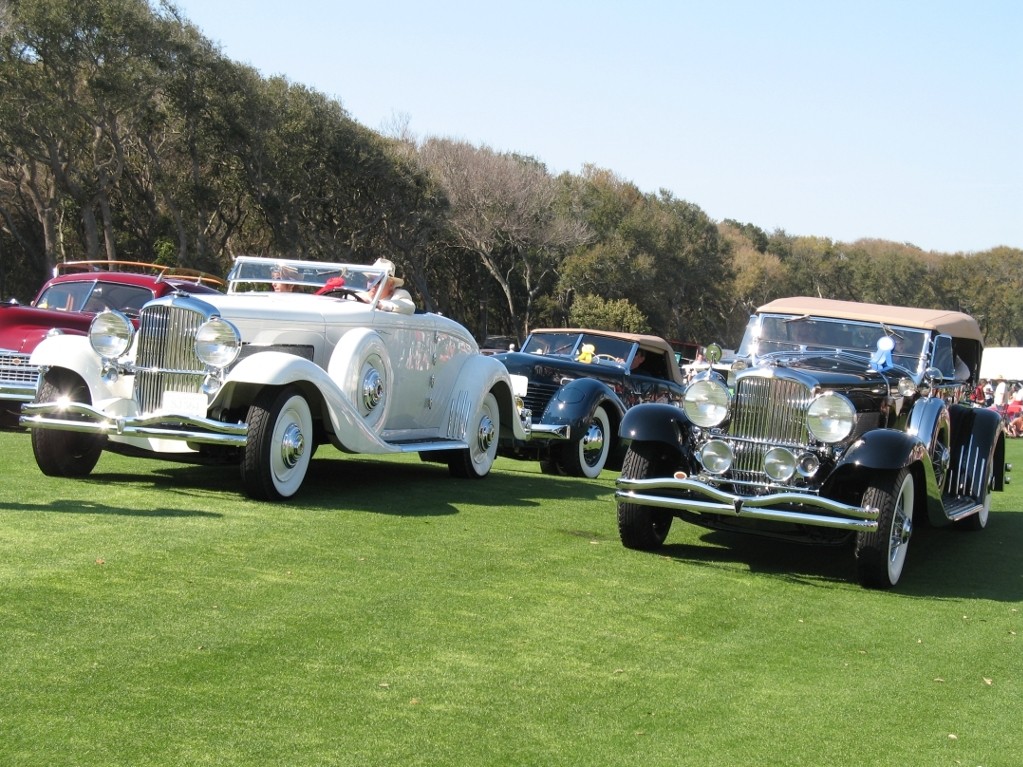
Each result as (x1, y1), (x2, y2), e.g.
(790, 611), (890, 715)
(727, 376), (812, 483)
(524, 380), (560, 416)
(134, 303), (207, 414)
(0, 351), (38, 384)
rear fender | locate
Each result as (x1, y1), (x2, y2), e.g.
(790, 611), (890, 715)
(457, 354), (529, 442)
(948, 404), (1005, 492)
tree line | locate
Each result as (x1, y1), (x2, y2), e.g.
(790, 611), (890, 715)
(2, 0), (1021, 350)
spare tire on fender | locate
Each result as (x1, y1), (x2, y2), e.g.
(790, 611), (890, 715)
(327, 328), (393, 432)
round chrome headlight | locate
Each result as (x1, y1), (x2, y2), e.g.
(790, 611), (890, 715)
(806, 392), (855, 443)
(764, 447), (797, 482)
(89, 310), (134, 359)
(195, 317), (241, 368)
(796, 452), (821, 478)
(699, 440), (733, 474)
(684, 379), (730, 427)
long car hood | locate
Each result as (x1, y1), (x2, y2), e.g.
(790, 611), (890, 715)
(176, 292), (479, 349)
(0, 304), (91, 352)
(746, 352), (900, 390)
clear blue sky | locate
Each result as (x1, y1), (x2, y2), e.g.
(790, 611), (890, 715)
(170, 0), (1021, 253)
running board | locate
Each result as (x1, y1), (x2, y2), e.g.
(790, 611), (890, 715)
(942, 495), (984, 522)
(391, 439), (468, 453)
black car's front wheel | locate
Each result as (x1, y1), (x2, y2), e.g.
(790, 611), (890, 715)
(617, 441), (675, 550)
(561, 404), (612, 479)
(855, 468), (914, 589)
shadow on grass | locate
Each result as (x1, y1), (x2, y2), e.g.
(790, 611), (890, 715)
(0, 497), (221, 518)
(4, 451), (609, 519)
(653, 510), (1023, 601)
(120, 454), (612, 517)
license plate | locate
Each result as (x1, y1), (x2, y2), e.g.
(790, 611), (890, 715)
(161, 390), (209, 418)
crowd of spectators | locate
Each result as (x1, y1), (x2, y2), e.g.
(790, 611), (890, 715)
(973, 377), (1023, 436)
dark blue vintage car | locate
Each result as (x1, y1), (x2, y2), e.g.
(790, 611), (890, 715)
(495, 329), (687, 478)
(614, 297), (1008, 589)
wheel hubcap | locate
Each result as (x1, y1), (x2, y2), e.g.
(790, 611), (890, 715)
(894, 514), (913, 547)
(889, 484), (913, 575)
(361, 368), (384, 412)
(476, 414), (495, 452)
(280, 423), (305, 468)
(582, 422), (605, 465)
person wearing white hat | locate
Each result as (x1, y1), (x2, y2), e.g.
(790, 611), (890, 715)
(364, 258), (415, 314)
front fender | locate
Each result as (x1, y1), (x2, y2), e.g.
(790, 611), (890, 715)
(540, 377), (625, 432)
(906, 397), (950, 448)
(216, 351), (395, 454)
(619, 402), (690, 451)
(28, 334), (116, 402)
(29, 333), (97, 372)
(223, 350), (324, 389)
(215, 351), (346, 421)
(838, 429), (929, 473)
(832, 429), (941, 521)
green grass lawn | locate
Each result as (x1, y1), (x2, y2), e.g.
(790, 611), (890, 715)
(1, 429), (1020, 766)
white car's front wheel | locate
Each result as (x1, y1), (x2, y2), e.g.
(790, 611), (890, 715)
(242, 386), (314, 500)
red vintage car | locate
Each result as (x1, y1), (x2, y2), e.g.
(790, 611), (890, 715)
(0, 261), (222, 426)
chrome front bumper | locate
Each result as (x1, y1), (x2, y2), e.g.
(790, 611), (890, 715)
(20, 401), (247, 446)
(615, 476), (880, 532)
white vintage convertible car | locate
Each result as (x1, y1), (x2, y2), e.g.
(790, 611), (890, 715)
(21, 256), (531, 499)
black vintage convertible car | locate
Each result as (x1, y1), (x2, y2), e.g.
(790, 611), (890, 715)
(495, 328), (687, 478)
(614, 297), (1008, 589)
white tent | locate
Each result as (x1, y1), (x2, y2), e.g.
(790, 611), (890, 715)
(979, 347), (1023, 381)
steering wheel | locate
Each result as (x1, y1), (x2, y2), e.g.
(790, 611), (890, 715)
(593, 354), (620, 363)
(319, 286), (368, 303)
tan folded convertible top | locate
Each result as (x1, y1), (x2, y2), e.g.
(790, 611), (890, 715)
(757, 297), (983, 343)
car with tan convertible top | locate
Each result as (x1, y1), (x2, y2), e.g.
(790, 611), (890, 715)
(20, 256), (530, 499)
(615, 297), (1008, 589)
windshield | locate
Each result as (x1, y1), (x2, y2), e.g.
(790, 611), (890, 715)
(226, 256), (386, 294)
(739, 313), (929, 374)
(521, 331), (636, 363)
(35, 281), (154, 316)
